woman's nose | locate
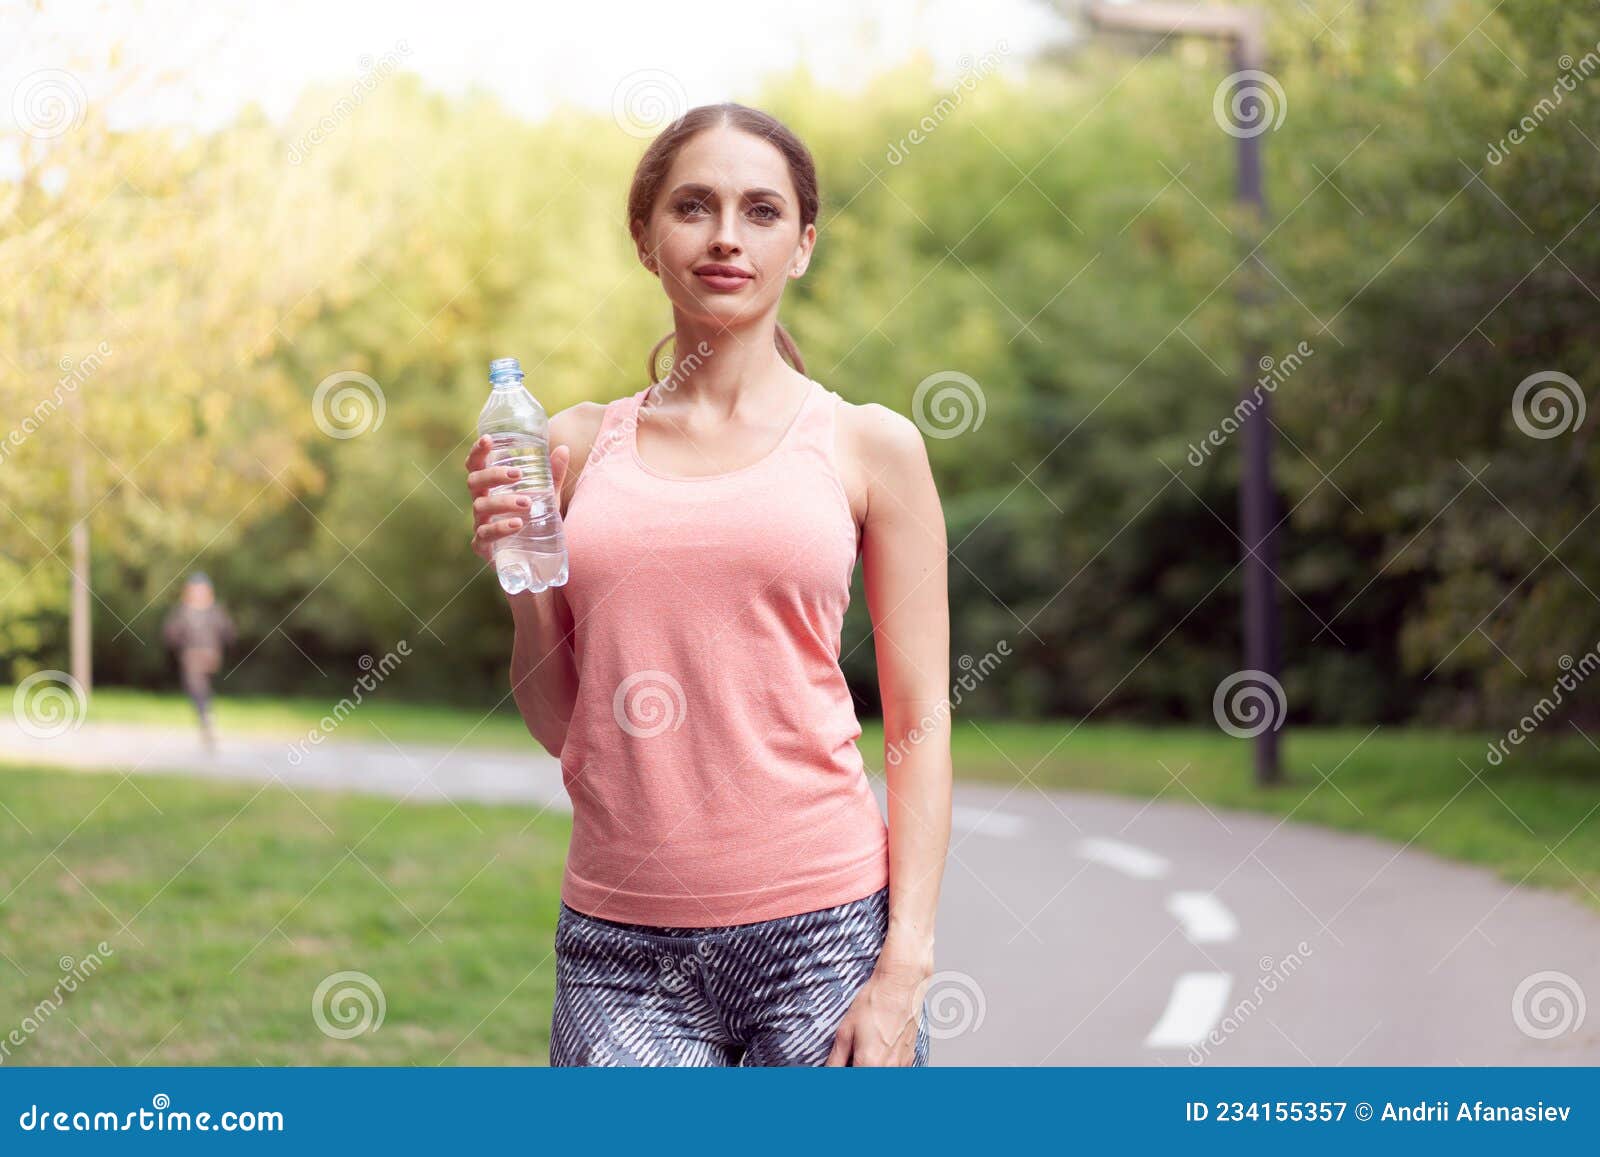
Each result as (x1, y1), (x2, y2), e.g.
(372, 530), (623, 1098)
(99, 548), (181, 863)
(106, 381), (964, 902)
(711, 214), (741, 254)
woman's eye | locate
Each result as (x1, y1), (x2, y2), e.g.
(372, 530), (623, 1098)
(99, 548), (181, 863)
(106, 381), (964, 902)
(676, 198), (777, 220)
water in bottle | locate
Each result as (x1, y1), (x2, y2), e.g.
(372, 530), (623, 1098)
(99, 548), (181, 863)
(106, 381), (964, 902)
(477, 356), (569, 594)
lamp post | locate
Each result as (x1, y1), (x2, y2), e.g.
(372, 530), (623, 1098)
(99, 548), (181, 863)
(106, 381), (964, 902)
(1086, 2), (1283, 786)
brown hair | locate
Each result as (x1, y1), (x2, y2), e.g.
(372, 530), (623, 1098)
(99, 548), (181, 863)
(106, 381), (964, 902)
(626, 102), (819, 384)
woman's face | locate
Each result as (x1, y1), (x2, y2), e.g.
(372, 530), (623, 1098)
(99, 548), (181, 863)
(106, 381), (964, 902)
(635, 125), (814, 327)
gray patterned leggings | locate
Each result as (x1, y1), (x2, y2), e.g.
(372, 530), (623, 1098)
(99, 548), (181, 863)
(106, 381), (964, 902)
(548, 884), (931, 1066)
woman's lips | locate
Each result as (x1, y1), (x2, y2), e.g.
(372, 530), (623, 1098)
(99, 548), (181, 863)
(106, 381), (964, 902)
(694, 269), (753, 292)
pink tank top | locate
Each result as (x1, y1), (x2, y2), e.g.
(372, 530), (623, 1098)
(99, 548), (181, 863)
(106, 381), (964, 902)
(557, 375), (889, 926)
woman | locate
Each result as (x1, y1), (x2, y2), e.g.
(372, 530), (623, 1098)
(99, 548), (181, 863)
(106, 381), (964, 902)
(464, 102), (952, 1066)
(161, 571), (237, 754)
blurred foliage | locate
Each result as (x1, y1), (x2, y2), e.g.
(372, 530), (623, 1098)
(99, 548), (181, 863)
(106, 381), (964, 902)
(1, 0), (1595, 731)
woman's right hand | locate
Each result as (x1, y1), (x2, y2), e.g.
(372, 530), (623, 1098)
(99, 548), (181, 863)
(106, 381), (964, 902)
(465, 437), (571, 565)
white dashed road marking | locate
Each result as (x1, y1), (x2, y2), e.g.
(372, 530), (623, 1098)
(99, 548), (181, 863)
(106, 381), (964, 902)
(1144, 972), (1233, 1048)
(1166, 891), (1239, 944)
(1071, 838), (1238, 1047)
(1077, 836), (1170, 880)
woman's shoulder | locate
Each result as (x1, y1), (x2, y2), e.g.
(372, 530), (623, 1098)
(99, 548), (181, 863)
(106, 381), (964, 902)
(818, 383), (934, 529)
(828, 387), (931, 473)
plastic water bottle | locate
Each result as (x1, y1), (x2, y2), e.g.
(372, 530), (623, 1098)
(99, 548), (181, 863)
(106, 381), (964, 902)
(477, 357), (568, 594)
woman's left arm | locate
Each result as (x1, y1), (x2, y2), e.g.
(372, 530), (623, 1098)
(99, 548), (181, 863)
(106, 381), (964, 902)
(827, 403), (952, 1067)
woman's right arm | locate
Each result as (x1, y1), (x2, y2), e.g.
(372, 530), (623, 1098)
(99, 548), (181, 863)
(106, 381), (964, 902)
(466, 402), (604, 757)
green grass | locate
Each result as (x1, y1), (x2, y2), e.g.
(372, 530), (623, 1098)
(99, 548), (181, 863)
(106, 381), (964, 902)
(50, 686), (535, 750)
(0, 764), (569, 1065)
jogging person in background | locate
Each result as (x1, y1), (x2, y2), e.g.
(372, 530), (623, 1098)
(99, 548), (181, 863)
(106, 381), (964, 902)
(161, 571), (237, 754)
(466, 102), (953, 1066)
